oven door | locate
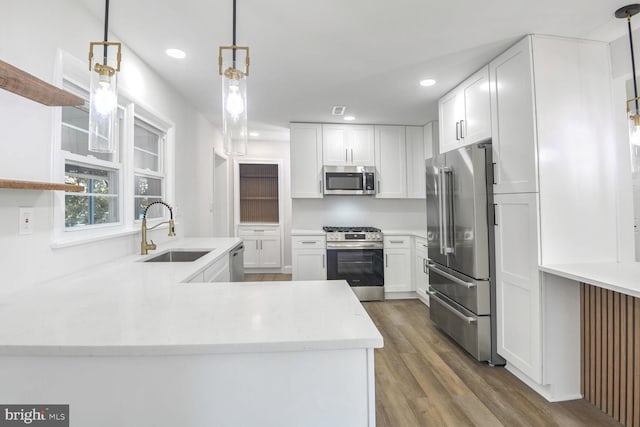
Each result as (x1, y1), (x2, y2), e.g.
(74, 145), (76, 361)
(326, 248), (384, 287)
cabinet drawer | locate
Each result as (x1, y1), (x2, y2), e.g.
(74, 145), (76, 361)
(293, 236), (326, 249)
(384, 236), (410, 248)
(414, 237), (428, 255)
(237, 226), (280, 237)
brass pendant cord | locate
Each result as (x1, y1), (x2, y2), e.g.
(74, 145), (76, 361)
(103, 0), (110, 65)
(628, 14), (639, 112)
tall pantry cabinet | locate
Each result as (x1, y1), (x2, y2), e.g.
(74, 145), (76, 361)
(490, 35), (617, 386)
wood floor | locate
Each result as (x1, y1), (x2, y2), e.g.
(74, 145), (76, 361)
(244, 273), (292, 282)
(365, 299), (622, 427)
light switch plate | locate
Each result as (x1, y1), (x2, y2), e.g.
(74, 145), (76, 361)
(19, 207), (34, 235)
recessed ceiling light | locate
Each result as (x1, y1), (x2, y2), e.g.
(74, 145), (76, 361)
(249, 132), (260, 137)
(343, 116), (356, 121)
(419, 79), (436, 87)
(166, 48), (186, 59)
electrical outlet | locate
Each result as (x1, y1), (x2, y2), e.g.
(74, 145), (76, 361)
(19, 208), (34, 235)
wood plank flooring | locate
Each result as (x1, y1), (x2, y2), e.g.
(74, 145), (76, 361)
(244, 273), (292, 282)
(364, 299), (622, 427)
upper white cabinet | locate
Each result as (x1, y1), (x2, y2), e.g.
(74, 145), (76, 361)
(322, 124), (375, 166)
(290, 123), (323, 198)
(438, 66), (491, 154)
(406, 125), (427, 199)
(375, 125), (407, 198)
(489, 38), (538, 194)
(423, 121), (438, 160)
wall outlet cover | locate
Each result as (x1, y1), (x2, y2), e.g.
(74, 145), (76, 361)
(19, 207), (34, 235)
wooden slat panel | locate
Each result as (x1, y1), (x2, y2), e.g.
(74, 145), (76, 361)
(627, 296), (634, 426)
(614, 292), (620, 420)
(634, 298), (640, 427)
(606, 289), (613, 415)
(581, 284), (586, 398)
(590, 284), (596, 403)
(595, 286), (602, 409)
(621, 294), (628, 425)
(601, 288), (608, 411)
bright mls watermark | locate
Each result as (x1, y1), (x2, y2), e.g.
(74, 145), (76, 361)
(0, 406), (68, 426)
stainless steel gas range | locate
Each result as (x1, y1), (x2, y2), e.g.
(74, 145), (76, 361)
(323, 226), (384, 301)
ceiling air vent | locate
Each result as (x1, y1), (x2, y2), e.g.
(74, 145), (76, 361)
(331, 106), (346, 116)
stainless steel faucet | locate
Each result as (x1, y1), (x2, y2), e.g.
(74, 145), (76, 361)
(141, 201), (176, 255)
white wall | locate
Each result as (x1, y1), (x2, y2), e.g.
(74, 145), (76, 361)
(0, 0), (220, 289)
(292, 198), (426, 231)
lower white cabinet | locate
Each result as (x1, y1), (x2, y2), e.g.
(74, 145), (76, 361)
(383, 236), (412, 293)
(414, 237), (429, 304)
(238, 225), (281, 269)
(292, 236), (327, 281)
(494, 192), (542, 382)
(203, 256), (230, 282)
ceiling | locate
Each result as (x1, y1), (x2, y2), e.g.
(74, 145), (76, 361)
(76, 0), (636, 140)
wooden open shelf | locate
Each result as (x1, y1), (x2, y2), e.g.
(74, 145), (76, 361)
(0, 179), (83, 192)
(0, 60), (84, 106)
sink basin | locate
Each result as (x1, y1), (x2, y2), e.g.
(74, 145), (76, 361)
(144, 250), (212, 263)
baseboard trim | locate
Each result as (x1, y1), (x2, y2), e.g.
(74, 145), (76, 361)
(384, 291), (418, 300)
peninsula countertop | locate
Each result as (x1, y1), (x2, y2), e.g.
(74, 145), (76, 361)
(0, 237), (383, 357)
(540, 262), (640, 298)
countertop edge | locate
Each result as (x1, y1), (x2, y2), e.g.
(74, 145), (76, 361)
(540, 263), (640, 299)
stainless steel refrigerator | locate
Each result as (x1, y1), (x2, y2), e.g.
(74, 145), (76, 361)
(425, 142), (505, 366)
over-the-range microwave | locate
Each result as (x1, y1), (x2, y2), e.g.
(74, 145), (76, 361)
(323, 165), (376, 195)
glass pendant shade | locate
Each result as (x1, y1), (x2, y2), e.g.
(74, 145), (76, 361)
(88, 47), (119, 153)
(221, 64), (248, 156)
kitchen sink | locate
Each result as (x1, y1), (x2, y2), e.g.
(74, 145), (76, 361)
(143, 250), (212, 262)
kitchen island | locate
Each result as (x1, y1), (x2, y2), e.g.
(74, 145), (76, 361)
(0, 238), (383, 427)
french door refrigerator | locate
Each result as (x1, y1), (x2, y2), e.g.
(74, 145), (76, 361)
(425, 142), (505, 366)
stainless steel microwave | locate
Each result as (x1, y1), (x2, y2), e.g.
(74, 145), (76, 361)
(323, 166), (376, 195)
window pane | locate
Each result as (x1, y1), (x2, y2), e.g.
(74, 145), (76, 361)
(134, 197), (164, 220)
(135, 175), (162, 197)
(65, 164), (119, 228)
(134, 119), (162, 172)
(134, 175), (164, 220)
(134, 149), (159, 171)
(61, 105), (113, 162)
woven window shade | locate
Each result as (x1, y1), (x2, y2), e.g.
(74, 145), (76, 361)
(239, 163), (279, 223)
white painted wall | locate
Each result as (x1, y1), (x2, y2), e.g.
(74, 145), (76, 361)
(292, 198), (426, 230)
(0, 0), (220, 289)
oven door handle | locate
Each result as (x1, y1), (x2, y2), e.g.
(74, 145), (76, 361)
(326, 243), (383, 249)
(426, 261), (476, 289)
(428, 289), (477, 324)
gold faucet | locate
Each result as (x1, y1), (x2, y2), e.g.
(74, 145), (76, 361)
(141, 201), (176, 255)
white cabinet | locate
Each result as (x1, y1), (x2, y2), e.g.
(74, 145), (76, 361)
(290, 123), (323, 198)
(494, 193), (541, 382)
(292, 236), (327, 281)
(238, 226), (281, 269)
(383, 236), (412, 293)
(203, 256), (231, 282)
(489, 38), (538, 194)
(374, 125), (407, 198)
(406, 125), (427, 199)
(438, 66), (490, 154)
(414, 237), (429, 305)
(322, 124), (375, 166)
(423, 121), (438, 160)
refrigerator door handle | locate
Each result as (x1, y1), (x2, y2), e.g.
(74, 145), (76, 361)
(426, 260), (477, 289)
(437, 169), (446, 255)
(441, 167), (455, 254)
(429, 290), (477, 324)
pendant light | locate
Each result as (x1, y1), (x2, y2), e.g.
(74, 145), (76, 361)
(88, 0), (122, 153)
(218, 0), (250, 156)
(617, 5), (640, 131)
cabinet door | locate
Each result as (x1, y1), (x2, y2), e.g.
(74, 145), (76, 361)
(490, 37), (538, 194)
(494, 192), (542, 383)
(348, 125), (375, 165)
(375, 125), (407, 198)
(406, 126), (426, 199)
(438, 90), (463, 154)
(423, 121), (438, 160)
(322, 125), (349, 165)
(461, 66), (491, 145)
(384, 248), (412, 292)
(243, 237), (260, 268)
(290, 123), (323, 198)
(259, 236), (281, 268)
(292, 250), (326, 281)
(414, 253), (429, 300)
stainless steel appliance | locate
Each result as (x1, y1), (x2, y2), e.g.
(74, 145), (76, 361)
(323, 166), (376, 195)
(425, 142), (505, 365)
(324, 226), (384, 301)
(229, 243), (245, 282)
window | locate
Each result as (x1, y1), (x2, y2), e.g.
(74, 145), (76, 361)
(133, 118), (166, 220)
(239, 163), (279, 223)
(61, 83), (122, 229)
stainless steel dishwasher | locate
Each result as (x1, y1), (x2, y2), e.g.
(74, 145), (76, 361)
(229, 243), (244, 282)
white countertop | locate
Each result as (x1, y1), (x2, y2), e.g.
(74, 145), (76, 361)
(0, 238), (383, 356)
(540, 262), (640, 298)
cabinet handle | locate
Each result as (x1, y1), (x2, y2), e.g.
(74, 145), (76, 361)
(423, 258), (427, 274)
(493, 204), (498, 226)
(389, 240), (403, 244)
(351, 148), (354, 163)
(377, 180), (380, 193)
(492, 163), (497, 185)
(255, 240), (258, 250)
(460, 119), (465, 138)
(455, 122), (460, 141)
(260, 240), (263, 250)
(320, 180), (323, 193)
(385, 254), (388, 268)
(301, 241), (317, 244)
(322, 254), (325, 268)
(345, 149), (348, 162)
